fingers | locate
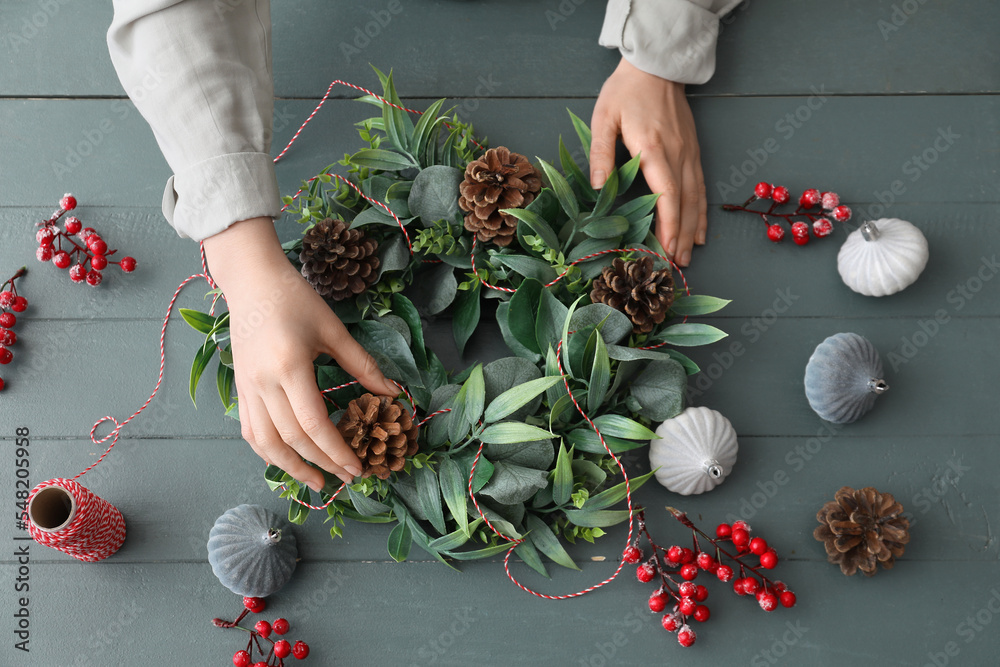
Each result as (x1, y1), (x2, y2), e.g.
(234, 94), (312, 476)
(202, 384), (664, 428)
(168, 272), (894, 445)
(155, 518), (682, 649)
(639, 150), (682, 260)
(589, 100), (620, 189)
(694, 154), (708, 247)
(673, 161), (704, 267)
(321, 317), (398, 397)
(243, 393), (330, 492)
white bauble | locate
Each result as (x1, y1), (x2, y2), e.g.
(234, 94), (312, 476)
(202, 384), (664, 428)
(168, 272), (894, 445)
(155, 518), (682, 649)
(838, 219), (929, 297)
(648, 407), (738, 496)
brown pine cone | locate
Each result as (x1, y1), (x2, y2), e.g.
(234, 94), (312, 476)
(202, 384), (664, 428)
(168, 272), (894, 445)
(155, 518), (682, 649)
(813, 486), (910, 577)
(458, 146), (541, 247)
(299, 218), (380, 301)
(336, 394), (419, 480)
(590, 256), (675, 334)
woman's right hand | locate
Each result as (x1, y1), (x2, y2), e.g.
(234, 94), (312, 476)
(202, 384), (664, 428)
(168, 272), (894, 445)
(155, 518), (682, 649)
(202, 217), (398, 491)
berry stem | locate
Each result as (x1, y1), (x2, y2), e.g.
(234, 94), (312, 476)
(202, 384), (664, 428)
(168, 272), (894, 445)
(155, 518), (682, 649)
(721, 203), (825, 226)
(665, 506), (778, 587)
(1, 267), (27, 293)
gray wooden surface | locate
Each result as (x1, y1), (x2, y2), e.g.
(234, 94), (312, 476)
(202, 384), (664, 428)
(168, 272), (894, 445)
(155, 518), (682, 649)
(1, 1), (998, 665)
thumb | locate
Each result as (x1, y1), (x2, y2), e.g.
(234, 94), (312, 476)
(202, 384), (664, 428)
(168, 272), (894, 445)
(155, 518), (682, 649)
(322, 321), (399, 397)
(589, 106), (620, 189)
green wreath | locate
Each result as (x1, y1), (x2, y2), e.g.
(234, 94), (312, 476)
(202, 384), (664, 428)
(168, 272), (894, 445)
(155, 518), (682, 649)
(183, 69), (730, 573)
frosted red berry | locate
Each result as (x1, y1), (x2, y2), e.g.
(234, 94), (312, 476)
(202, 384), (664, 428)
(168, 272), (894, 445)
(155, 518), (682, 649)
(0, 347), (12, 365)
(677, 596), (697, 616)
(60, 194), (77, 211)
(11, 297), (27, 313)
(812, 218), (833, 237)
(636, 563), (655, 583)
(119, 256), (137, 273)
(758, 592), (778, 612)
(242, 597), (266, 614)
(233, 650), (251, 667)
(754, 182), (772, 198)
(36, 246), (53, 262)
(649, 591), (669, 613)
(69, 264), (88, 283)
(661, 613), (680, 632)
(678, 581), (697, 598)
(692, 605), (710, 622)
(696, 552), (715, 571)
(832, 205), (851, 222)
(79, 227), (96, 241)
(666, 546), (683, 564)
(292, 641), (310, 659)
(715, 564), (734, 582)
(732, 520), (749, 532)
(820, 191), (840, 210)
(773, 581), (787, 593)
(36, 228), (55, 246)
(64, 217), (82, 235)
(88, 238), (108, 255)
(254, 620), (272, 638)
(771, 186), (790, 204)
(1, 329), (16, 346)
(273, 640), (292, 659)
(741, 578), (760, 596)
(623, 546), (642, 564)
(732, 578), (747, 595)
(680, 563), (699, 581)
(767, 224), (785, 242)
(0, 313), (14, 328)
(90, 254), (108, 271)
(677, 626), (696, 647)
(760, 551), (778, 569)
(0, 292), (13, 308)
(749, 537), (769, 555)
(272, 618), (290, 635)
(715, 523), (731, 539)
(53, 251), (71, 269)
(780, 591), (797, 608)
(731, 528), (750, 548)
(694, 585), (709, 602)
(678, 548), (695, 564)
(85, 270), (103, 287)
(799, 188), (820, 209)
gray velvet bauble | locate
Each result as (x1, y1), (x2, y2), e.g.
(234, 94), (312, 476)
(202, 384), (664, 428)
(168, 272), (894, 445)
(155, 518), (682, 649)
(804, 333), (889, 424)
(208, 504), (297, 598)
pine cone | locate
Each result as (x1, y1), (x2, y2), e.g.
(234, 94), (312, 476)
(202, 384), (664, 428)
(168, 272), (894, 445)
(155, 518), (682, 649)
(299, 218), (380, 301)
(336, 394), (419, 480)
(458, 146), (541, 247)
(813, 486), (910, 577)
(590, 256), (675, 334)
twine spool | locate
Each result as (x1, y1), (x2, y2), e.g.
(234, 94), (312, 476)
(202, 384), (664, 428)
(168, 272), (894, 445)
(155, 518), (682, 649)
(27, 479), (126, 562)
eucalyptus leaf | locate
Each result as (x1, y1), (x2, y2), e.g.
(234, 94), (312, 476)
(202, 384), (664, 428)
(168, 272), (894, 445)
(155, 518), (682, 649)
(564, 429), (650, 455)
(566, 236), (620, 263)
(391, 294), (427, 369)
(567, 109), (592, 156)
(581, 470), (655, 511)
(387, 520), (413, 562)
(414, 465), (447, 534)
(496, 302), (542, 362)
(582, 215), (629, 239)
(452, 282), (481, 357)
(353, 319), (421, 386)
(409, 165), (463, 224)
(552, 442), (573, 506)
(514, 539), (549, 578)
(479, 460), (549, 504)
(483, 356), (544, 421)
(614, 193), (660, 223)
(351, 206), (410, 229)
(443, 541), (514, 560)
(479, 422), (554, 445)
(501, 208), (560, 251)
(535, 288), (569, 355)
(559, 135), (596, 202)
(591, 168), (619, 218)
(437, 455), (470, 535)
(618, 153), (642, 192)
(493, 254), (558, 283)
(377, 233), (411, 277)
(587, 332), (611, 413)
(507, 278), (543, 355)
(179, 308), (215, 334)
(348, 486), (393, 516)
(629, 359), (687, 421)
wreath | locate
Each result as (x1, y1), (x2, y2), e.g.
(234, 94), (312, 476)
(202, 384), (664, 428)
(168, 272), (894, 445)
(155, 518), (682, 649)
(183, 70), (730, 574)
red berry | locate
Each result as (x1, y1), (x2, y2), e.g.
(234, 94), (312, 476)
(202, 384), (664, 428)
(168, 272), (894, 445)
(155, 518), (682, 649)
(758, 592), (778, 612)
(0, 377), (5, 391)
(636, 563), (655, 583)
(715, 523), (731, 539)
(623, 546), (642, 564)
(731, 528), (750, 548)
(773, 581), (787, 593)
(678, 548), (695, 564)
(680, 563), (699, 581)
(695, 585), (710, 603)
(60, 194), (77, 211)
(233, 650), (251, 667)
(91, 254), (108, 270)
(85, 270), (103, 287)
(780, 591), (797, 608)
(677, 626), (696, 647)
(665, 545), (682, 564)
(732, 520), (750, 532)
(11, 297), (27, 313)
(36, 246), (53, 262)
(678, 582), (697, 598)
(648, 591), (669, 613)
(88, 238), (108, 255)
(733, 578), (747, 596)
(771, 186), (790, 204)
(791, 221), (809, 237)
(692, 605), (710, 622)
(661, 613), (680, 632)
(79, 227), (96, 241)
(64, 216), (82, 235)
(0, 313), (14, 328)
(766, 224), (785, 242)
(242, 597), (266, 614)
(793, 232), (809, 245)
(677, 597), (697, 616)
(754, 182), (772, 198)
(53, 251), (71, 269)
(716, 564), (734, 582)
(292, 641), (310, 659)
(273, 640), (292, 659)
(0, 347), (12, 365)
(252, 663), (268, 667)
(799, 188), (820, 209)
(272, 618), (290, 635)
(254, 620), (272, 638)
(832, 205), (851, 222)
(749, 537), (769, 555)
(36, 228), (55, 246)
(820, 191), (840, 210)
(119, 256), (137, 273)
(1, 329), (16, 346)
(69, 264), (88, 283)
(696, 552), (715, 571)
(760, 550), (778, 569)
(742, 578), (760, 596)
(0, 292), (13, 308)
(812, 218), (833, 237)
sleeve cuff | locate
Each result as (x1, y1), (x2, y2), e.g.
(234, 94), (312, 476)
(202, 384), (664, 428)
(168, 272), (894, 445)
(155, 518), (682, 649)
(162, 152), (282, 241)
(600, 0), (722, 85)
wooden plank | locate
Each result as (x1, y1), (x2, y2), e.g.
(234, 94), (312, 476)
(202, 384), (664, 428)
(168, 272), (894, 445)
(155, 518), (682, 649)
(2, 560), (998, 665)
(1, 96), (996, 209)
(2, 1), (997, 97)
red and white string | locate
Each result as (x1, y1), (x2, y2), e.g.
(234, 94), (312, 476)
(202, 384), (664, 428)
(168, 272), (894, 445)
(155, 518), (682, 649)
(27, 478), (126, 562)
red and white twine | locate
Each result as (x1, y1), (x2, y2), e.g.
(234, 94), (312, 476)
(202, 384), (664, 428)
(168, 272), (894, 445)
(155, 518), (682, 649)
(27, 478), (126, 562)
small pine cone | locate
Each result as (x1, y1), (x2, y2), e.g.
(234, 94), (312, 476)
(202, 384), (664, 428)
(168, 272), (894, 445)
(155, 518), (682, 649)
(336, 394), (419, 480)
(813, 486), (910, 577)
(299, 218), (380, 301)
(458, 146), (541, 247)
(590, 256), (675, 334)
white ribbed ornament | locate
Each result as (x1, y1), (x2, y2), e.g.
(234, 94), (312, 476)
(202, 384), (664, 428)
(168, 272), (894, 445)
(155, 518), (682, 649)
(838, 218), (929, 297)
(648, 407), (738, 496)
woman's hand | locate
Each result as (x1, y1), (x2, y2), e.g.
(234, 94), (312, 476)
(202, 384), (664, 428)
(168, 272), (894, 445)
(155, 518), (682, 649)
(202, 217), (398, 491)
(590, 58), (708, 267)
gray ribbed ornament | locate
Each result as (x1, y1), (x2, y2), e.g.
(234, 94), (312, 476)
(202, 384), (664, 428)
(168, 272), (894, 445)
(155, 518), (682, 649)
(804, 333), (888, 424)
(208, 504), (297, 598)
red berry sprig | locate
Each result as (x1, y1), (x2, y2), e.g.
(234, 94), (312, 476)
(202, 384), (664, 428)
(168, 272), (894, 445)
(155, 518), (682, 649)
(35, 193), (137, 286)
(0, 267), (28, 392)
(623, 507), (798, 648)
(724, 182), (851, 245)
(212, 597), (311, 666)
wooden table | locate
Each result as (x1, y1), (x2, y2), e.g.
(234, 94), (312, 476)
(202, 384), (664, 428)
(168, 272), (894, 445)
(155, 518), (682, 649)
(1, 1), (997, 664)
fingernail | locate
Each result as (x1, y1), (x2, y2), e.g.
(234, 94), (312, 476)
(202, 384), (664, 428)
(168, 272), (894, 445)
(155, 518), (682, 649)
(667, 239), (677, 256)
(337, 472), (354, 485)
(307, 480), (323, 492)
(592, 170), (607, 188)
(680, 250), (691, 267)
(696, 231), (706, 245)
(345, 464), (362, 478)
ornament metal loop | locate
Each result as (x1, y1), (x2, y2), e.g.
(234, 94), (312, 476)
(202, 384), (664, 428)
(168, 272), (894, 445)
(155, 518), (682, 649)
(704, 460), (724, 479)
(861, 220), (881, 242)
(868, 379), (889, 394)
(267, 528), (282, 544)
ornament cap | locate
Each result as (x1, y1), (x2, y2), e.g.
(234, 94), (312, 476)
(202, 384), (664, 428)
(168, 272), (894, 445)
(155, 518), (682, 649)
(267, 528), (282, 544)
(860, 220), (880, 242)
(704, 459), (724, 479)
(868, 378), (889, 394)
